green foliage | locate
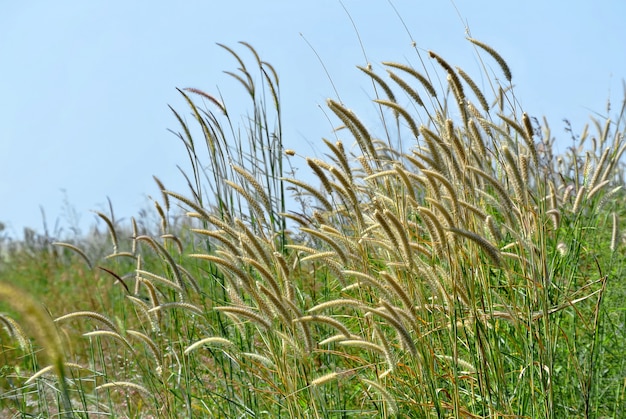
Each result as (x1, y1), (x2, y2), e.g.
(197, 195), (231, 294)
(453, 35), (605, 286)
(1, 38), (626, 418)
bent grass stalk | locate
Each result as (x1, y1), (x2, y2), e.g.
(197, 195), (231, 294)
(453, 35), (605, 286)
(2, 39), (625, 418)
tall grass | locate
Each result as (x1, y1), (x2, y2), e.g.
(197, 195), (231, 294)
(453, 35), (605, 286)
(1, 37), (625, 418)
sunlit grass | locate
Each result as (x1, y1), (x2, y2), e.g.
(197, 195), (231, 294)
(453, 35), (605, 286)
(1, 35), (625, 418)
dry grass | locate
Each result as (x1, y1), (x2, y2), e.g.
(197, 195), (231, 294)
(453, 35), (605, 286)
(1, 36), (626, 418)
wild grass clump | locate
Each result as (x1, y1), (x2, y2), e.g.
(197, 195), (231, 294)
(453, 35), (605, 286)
(1, 37), (626, 418)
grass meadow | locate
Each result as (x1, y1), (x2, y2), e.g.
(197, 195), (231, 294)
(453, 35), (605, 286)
(1, 35), (626, 418)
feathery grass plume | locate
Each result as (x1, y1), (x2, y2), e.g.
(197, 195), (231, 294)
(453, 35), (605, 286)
(341, 270), (394, 300)
(382, 209), (412, 266)
(240, 256), (281, 296)
(373, 99), (420, 140)
(221, 53), (254, 96)
(83, 330), (135, 352)
(183, 87), (227, 115)
(587, 180), (611, 200)
(96, 381), (152, 396)
(161, 233), (183, 253)
(357, 65), (396, 103)
(328, 165), (358, 204)
(374, 210), (402, 256)
(127, 295), (160, 332)
(191, 228), (241, 256)
(184, 336), (235, 355)
(131, 216), (138, 254)
(319, 334), (360, 345)
(424, 197), (455, 229)
(256, 282), (292, 324)
(546, 209), (561, 230)
(429, 50), (464, 98)
(126, 329), (161, 369)
(446, 118), (467, 164)
(498, 113), (531, 152)
(52, 242), (92, 269)
(310, 370), (351, 387)
(358, 154), (375, 177)
(468, 166), (515, 218)
(338, 339), (387, 354)
(519, 153), (530, 187)
(320, 224), (360, 254)
(148, 302), (204, 316)
(300, 227), (349, 265)
(405, 152), (432, 173)
(417, 206), (446, 256)
(360, 378), (398, 415)
(562, 184), (574, 205)
(379, 271), (416, 315)
(485, 215), (503, 243)
(235, 219), (272, 268)
(225, 179), (267, 222)
(502, 145), (527, 205)
(152, 175), (170, 212)
(163, 190), (214, 222)
(294, 315), (352, 339)
(272, 250), (293, 298)
(382, 61), (438, 98)
(578, 152), (592, 189)
(572, 185), (586, 213)
(26, 362), (90, 384)
(308, 298), (365, 313)
(373, 324), (396, 376)
(419, 126), (446, 173)
(323, 139), (352, 181)
(136, 269), (182, 293)
(447, 73), (469, 126)
(93, 210), (119, 254)
(153, 200), (168, 233)
(239, 352), (276, 368)
(610, 212), (619, 252)
(55, 311), (119, 332)
(300, 250), (338, 264)
(136, 235), (186, 295)
(456, 66), (489, 112)
(600, 142), (626, 183)
(447, 227), (502, 266)
(393, 163), (416, 200)
(421, 169), (459, 214)
(286, 243), (321, 256)
(387, 69), (424, 107)
(467, 37), (512, 82)
(458, 197), (490, 222)
(521, 113), (539, 167)
(378, 298), (410, 327)
(282, 176), (333, 212)
(365, 308), (417, 355)
(190, 254), (250, 289)
(496, 86), (505, 113)
(587, 148), (610, 193)
(363, 168), (405, 186)
(596, 186), (623, 212)
(231, 164), (272, 213)
(215, 306), (272, 330)
(0, 312), (31, 351)
(327, 99), (378, 160)
(435, 354), (476, 374)
(307, 157), (333, 194)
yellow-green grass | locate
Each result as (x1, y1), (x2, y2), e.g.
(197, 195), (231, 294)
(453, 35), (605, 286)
(1, 38), (625, 418)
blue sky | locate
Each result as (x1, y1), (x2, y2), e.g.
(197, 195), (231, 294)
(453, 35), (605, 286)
(1, 1), (625, 238)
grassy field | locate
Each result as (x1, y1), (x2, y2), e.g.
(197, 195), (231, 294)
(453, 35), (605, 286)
(1, 38), (626, 418)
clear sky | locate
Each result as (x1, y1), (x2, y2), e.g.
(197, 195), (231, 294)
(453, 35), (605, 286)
(2, 1), (625, 239)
